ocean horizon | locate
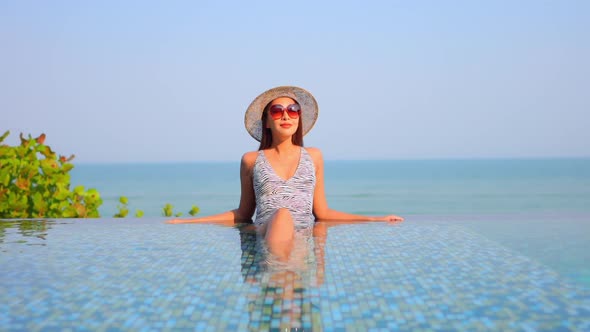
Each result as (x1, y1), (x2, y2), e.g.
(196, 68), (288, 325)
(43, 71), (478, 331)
(70, 157), (590, 219)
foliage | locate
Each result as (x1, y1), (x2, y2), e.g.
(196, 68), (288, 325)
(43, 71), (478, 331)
(162, 203), (181, 217)
(162, 203), (199, 218)
(189, 205), (200, 216)
(113, 196), (129, 218)
(114, 196), (144, 218)
(0, 130), (201, 219)
(0, 131), (102, 218)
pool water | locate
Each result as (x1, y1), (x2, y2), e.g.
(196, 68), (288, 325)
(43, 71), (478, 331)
(1, 217), (589, 331)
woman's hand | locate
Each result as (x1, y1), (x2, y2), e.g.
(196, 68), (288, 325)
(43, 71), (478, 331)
(373, 215), (404, 222)
(166, 219), (192, 224)
(166, 217), (237, 227)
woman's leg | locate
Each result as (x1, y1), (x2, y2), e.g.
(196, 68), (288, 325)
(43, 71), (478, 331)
(265, 208), (295, 260)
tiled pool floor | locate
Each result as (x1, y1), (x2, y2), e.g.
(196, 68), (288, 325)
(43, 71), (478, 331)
(1, 219), (589, 331)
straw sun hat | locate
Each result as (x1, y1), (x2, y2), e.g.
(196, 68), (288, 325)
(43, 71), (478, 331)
(244, 86), (319, 142)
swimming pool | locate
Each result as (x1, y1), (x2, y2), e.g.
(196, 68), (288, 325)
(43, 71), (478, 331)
(1, 216), (589, 331)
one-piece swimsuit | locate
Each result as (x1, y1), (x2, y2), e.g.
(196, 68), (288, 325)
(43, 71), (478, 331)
(252, 147), (316, 229)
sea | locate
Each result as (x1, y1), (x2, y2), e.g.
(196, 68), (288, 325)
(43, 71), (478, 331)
(70, 158), (590, 219)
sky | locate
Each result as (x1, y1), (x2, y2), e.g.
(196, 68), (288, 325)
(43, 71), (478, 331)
(1, 0), (588, 163)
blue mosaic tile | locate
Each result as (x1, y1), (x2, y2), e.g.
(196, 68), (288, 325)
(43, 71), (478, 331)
(0, 219), (589, 331)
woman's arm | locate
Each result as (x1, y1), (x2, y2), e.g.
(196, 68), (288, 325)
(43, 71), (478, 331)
(167, 152), (257, 224)
(308, 148), (404, 222)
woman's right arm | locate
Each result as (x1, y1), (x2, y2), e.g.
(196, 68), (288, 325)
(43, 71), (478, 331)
(167, 152), (257, 224)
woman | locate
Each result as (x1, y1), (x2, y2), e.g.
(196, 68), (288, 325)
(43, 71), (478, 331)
(168, 86), (404, 245)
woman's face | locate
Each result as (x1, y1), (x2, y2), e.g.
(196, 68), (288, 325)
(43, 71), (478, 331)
(265, 97), (300, 139)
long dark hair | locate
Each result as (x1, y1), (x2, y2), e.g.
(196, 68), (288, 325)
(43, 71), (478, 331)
(258, 100), (304, 150)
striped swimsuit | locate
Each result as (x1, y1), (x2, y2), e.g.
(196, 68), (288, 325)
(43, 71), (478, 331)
(253, 147), (316, 229)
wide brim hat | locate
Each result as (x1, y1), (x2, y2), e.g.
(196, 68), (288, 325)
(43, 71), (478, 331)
(245, 86), (319, 142)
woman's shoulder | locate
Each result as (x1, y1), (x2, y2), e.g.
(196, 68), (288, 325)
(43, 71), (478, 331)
(241, 151), (259, 167)
(242, 151), (258, 164)
(239, 151), (259, 177)
(304, 147), (324, 163)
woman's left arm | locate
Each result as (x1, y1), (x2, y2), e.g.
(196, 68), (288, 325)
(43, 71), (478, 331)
(308, 147), (404, 222)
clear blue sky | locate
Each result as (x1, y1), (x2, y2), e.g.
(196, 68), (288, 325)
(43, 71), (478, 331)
(1, 1), (588, 162)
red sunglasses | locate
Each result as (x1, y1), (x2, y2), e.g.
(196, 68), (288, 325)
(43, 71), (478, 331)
(269, 104), (301, 120)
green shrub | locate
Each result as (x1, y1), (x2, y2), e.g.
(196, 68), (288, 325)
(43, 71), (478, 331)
(113, 196), (129, 218)
(1, 131), (201, 219)
(161, 204), (200, 218)
(114, 196), (144, 218)
(163, 203), (181, 217)
(189, 205), (200, 216)
(0, 131), (103, 218)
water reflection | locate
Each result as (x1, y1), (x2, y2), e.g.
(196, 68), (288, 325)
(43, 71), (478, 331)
(0, 220), (53, 247)
(235, 222), (357, 331)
